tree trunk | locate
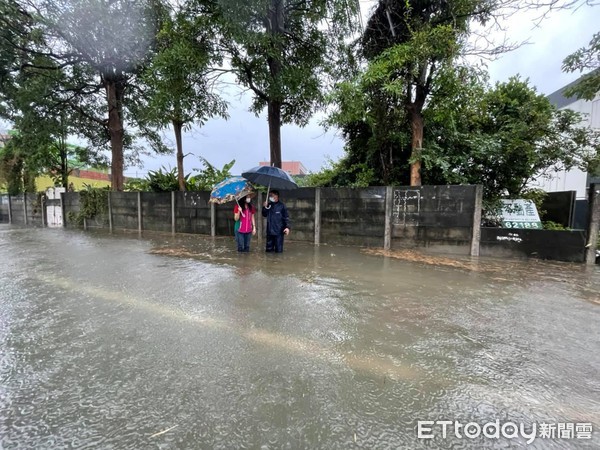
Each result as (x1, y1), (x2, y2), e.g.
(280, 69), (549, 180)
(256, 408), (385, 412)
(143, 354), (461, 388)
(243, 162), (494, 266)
(60, 144), (68, 189)
(104, 77), (125, 191)
(268, 100), (282, 169)
(266, 0), (284, 169)
(173, 120), (186, 191)
(409, 107), (423, 186)
(58, 132), (68, 189)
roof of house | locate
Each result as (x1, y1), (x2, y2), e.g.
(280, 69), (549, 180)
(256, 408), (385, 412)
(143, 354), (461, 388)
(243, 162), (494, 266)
(547, 68), (599, 108)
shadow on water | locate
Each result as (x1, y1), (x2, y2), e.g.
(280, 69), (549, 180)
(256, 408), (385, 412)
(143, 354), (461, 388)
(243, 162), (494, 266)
(0, 225), (599, 449)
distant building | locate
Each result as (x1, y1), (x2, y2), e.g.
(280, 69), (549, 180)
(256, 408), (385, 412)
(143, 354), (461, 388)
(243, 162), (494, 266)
(259, 161), (308, 175)
(530, 74), (600, 199)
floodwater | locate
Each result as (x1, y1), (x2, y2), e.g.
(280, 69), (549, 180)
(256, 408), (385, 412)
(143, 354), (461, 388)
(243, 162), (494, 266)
(0, 225), (599, 449)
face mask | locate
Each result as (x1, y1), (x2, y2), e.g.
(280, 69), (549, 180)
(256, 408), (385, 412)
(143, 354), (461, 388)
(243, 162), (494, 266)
(269, 197), (275, 202)
(246, 198), (251, 203)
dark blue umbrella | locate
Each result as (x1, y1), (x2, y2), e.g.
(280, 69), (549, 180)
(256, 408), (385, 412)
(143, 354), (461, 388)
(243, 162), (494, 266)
(241, 166), (298, 192)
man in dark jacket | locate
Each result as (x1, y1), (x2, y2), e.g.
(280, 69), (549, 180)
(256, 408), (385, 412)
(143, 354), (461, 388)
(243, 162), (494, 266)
(262, 190), (290, 253)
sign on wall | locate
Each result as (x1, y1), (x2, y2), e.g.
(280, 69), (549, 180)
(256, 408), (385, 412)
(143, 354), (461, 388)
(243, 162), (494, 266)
(500, 199), (543, 229)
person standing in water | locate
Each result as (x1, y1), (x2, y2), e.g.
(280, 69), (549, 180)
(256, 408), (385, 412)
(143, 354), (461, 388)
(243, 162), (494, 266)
(262, 190), (290, 253)
(234, 195), (257, 252)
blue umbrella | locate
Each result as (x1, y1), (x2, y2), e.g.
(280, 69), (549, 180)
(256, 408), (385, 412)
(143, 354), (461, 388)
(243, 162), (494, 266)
(209, 177), (255, 207)
(241, 166), (298, 204)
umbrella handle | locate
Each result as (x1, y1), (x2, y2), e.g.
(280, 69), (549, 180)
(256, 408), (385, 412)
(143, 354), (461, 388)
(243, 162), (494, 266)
(236, 199), (245, 217)
(264, 180), (272, 209)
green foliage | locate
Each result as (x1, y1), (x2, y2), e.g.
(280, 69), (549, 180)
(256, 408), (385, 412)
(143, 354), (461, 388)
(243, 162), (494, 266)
(124, 178), (151, 192)
(326, 69), (600, 199)
(481, 198), (503, 227)
(211, 0), (361, 165)
(543, 221), (569, 231)
(354, 0), (494, 184)
(299, 159), (377, 188)
(187, 158), (235, 191)
(423, 76), (600, 199)
(124, 158), (235, 192)
(0, 137), (37, 194)
(562, 32), (600, 101)
(521, 188), (548, 219)
(67, 186), (109, 227)
(137, 7), (228, 189)
(146, 167), (182, 193)
(140, 11), (226, 129)
(0, 0), (169, 191)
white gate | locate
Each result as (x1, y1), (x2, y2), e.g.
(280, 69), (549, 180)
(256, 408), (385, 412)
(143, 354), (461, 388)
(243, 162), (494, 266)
(45, 187), (65, 227)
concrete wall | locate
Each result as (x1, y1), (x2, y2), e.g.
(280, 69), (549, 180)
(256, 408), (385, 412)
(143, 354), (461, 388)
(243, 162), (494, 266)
(0, 187), (481, 254)
(0, 195), (8, 223)
(25, 194), (44, 227)
(110, 192), (137, 230)
(320, 187), (386, 247)
(63, 192), (80, 227)
(278, 188), (316, 243)
(141, 192), (172, 233)
(4, 185), (596, 264)
(391, 185), (479, 255)
(175, 192), (211, 235)
(480, 228), (587, 262)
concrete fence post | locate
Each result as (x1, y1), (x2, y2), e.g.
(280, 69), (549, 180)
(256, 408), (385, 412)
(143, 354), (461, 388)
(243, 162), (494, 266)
(210, 201), (216, 237)
(108, 191), (113, 232)
(585, 183), (600, 265)
(470, 185), (483, 257)
(171, 191), (176, 234)
(7, 195), (12, 224)
(137, 192), (142, 233)
(60, 192), (66, 228)
(42, 194), (47, 227)
(23, 193), (27, 225)
(384, 186), (393, 250)
(314, 188), (321, 245)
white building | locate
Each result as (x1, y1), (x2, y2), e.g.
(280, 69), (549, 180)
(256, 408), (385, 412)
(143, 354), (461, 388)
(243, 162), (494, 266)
(530, 74), (600, 199)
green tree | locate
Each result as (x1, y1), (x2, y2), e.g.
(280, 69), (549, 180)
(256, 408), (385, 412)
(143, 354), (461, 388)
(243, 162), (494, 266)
(0, 53), (106, 188)
(211, 0), (360, 169)
(0, 0), (167, 191)
(360, 0), (493, 186)
(562, 32), (600, 101)
(139, 7), (228, 191)
(424, 76), (600, 199)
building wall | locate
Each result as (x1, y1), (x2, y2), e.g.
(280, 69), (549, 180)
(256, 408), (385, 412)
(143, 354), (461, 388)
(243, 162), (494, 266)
(36, 174), (111, 191)
(535, 89), (600, 199)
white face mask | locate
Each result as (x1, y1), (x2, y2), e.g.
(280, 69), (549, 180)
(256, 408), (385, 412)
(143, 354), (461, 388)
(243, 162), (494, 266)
(246, 198), (251, 203)
(269, 197), (275, 203)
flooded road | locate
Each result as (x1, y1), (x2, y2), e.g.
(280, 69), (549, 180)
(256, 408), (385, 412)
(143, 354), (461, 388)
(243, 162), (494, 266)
(1, 225), (599, 449)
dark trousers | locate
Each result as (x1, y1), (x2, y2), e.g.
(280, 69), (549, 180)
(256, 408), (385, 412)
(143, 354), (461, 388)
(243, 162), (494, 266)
(265, 234), (284, 253)
(236, 232), (251, 252)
